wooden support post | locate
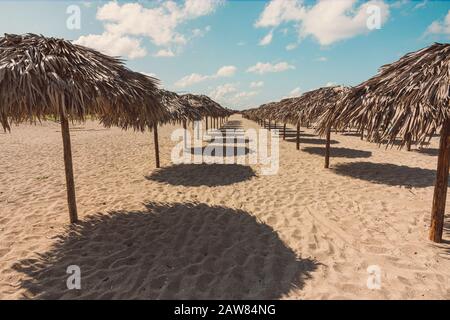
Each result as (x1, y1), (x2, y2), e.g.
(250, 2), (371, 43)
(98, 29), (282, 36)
(60, 110), (78, 223)
(296, 123), (300, 150)
(183, 120), (187, 150)
(205, 116), (208, 131)
(406, 133), (412, 151)
(153, 124), (160, 168)
(360, 127), (364, 140)
(283, 123), (286, 140)
(429, 119), (450, 243)
(325, 126), (331, 168)
(268, 119), (271, 131)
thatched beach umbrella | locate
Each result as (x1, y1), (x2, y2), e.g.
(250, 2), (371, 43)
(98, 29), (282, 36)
(296, 86), (350, 166)
(317, 43), (450, 242)
(153, 89), (201, 167)
(180, 93), (229, 130)
(0, 33), (165, 223)
(271, 97), (302, 145)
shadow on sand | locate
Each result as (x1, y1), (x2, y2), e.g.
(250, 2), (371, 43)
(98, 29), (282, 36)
(188, 146), (253, 157)
(147, 163), (256, 186)
(332, 162), (438, 188)
(290, 138), (340, 145)
(13, 202), (318, 299)
(303, 147), (371, 158)
(415, 148), (439, 157)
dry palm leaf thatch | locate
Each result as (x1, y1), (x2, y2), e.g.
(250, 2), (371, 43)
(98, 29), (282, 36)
(317, 43), (450, 243)
(157, 89), (201, 123)
(180, 93), (223, 118)
(0, 33), (165, 224)
(317, 43), (450, 147)
(287, 86), (350, 126)
(271, 97), (302, 124)
(241, 107), (259, 121)
(0, 33), (165, 131)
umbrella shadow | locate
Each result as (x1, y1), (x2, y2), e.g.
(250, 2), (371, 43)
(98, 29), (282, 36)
(293, 138), (340, 145)
(283, 133), (316, 139)
(188, 146), (253, 157)
(332, 162), (438, 188)
(303, 147), (371, 158)
(415, 148), (439, 157)
(342, 133), (362, 137)
(12, 202), (319, 299)
(146, 163), (256, 186)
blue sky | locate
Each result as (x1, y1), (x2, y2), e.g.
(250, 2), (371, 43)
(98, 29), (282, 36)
(0, 0), (449, 110)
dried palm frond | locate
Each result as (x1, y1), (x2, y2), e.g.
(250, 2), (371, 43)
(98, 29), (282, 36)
(157, 89), (201, 123)
(317, 43), (450, 147)
(0, 33), (165, 131)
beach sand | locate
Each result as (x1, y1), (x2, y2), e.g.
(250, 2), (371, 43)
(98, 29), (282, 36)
(0, 114), (449, 299)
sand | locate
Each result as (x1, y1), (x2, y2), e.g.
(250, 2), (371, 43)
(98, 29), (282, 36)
(0, 114), (449, 299)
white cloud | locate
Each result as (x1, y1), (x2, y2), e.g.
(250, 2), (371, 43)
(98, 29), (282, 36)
(74, 33), (147, 59)
(315, 56), (328, 62)
(154, 48), (175, 57)
(390, 0), (409, 9)
(175, 65), (237, 87)
(414, 1), (427, 10)
(325, 81), (336, 87)
(247, 62), (295, 74)
(255, 0), (390, 46)
(259, 30), (274, 46)
(250, 81), (264, 88)
(209, 83), (239, 100)
(255, 0), (305, 28)
(285, 42), (298, 50)
(209, 84), (258, 106)
(216, 65), (237, 77)
(142, 72), (157, 78)
(175, 73), (210, 88)
(425, 10), (450, 36)
(235, 91), (259, 99)
(192, 25), (211, 38)
(75, 0), (222, 59)
(285, 86), (301, 98)
(82, 1), (92, 8)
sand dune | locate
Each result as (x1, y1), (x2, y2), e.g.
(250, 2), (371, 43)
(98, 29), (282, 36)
(0, 115), (449, 299)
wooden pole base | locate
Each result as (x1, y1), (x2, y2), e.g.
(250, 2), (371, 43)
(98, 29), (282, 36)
(296, 123), (300, 150)
(429, 119), (450, 242)
(325, 127), (331, 168)
(60, 111), (78, 223)
(153, 124), (160, 168)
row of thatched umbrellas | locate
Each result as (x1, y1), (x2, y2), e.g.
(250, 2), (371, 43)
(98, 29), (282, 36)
(0, 33), (232, 224)
(242, 43), (449, 243)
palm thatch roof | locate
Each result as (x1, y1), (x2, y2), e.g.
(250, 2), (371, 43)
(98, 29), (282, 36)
(317, 43), (450, 147)
(242, 86), (349, 126)
(270, 97), (301, 123)
(157, 89), (201, 123)
(180, 93), (229, 118)
(0, 33), (165, 131)
(282, 86), (350, 126)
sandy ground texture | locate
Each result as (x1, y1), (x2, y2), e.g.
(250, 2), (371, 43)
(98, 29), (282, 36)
(0, 114), (449, 299)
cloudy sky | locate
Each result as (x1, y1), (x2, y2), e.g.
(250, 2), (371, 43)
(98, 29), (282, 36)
(1, 0), (449, 109)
